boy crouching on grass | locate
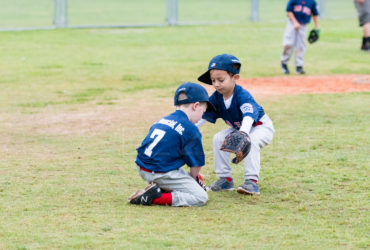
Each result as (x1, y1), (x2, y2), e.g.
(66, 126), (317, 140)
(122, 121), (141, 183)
(128, 82), (214, 207)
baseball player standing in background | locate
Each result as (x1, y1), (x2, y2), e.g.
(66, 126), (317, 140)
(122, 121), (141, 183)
(197, 54), (275, 195)
(354, 0), (370, 51)
(281, 0), (319, 74)
(128, 82), (212, 206)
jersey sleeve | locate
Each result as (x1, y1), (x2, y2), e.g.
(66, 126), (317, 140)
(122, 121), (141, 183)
(202, 94), (219, 123)
(311, 1), (319, 16)
(286, 0), (295, 12)
(203, 111), (218, 123)
(181, 131), (205, 167)
(238, 94), (260, 122)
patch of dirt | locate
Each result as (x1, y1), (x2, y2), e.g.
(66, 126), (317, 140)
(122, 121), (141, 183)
(4, 91), (173, 137)
(238, 75), (370, 96)
(2, 75), (369, 138)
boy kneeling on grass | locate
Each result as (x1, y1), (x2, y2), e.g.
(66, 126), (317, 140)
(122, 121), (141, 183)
(128, 82), (214, 207)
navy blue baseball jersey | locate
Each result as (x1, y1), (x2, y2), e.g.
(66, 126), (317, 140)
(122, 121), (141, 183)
(286, 0), (319, 24)
(203, 84), (265, 129)
(136, 110), (205, 172)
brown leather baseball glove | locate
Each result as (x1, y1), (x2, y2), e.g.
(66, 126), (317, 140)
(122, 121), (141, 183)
(220, 130), (251, 164)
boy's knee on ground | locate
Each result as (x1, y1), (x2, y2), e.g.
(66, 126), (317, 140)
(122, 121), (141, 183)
(196, 189), (208, 206)
(173, 189), (208, 207)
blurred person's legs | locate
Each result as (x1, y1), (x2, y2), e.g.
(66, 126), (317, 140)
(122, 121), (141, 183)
(355, 0), (370, 50)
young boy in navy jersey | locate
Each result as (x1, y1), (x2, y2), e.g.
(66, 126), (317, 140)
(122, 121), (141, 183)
(128, 82), (213, 206)
(281, 0), (319, 74)
(197, 54), (275, 195)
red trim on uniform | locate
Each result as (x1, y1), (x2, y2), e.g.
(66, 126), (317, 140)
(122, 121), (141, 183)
(153, 193), (172, 206)
(139, 166), (152, 173)
(250, 179), (257, 184)
(253, 121), (263, 127)
(226, 177), (232, 182)
(197, 174), (204, 182)
(139, 166), (165, 173)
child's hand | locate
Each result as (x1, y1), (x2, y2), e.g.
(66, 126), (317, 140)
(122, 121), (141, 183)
(294, 21), (301, 30)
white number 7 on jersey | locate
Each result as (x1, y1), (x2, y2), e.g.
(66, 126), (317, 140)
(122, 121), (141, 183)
(144, 129), (166, 157)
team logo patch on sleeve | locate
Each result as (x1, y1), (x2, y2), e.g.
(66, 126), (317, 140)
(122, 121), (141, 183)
(240, 103), (253, 114)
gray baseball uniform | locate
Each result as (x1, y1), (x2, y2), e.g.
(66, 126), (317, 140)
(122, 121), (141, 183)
(212, 114), (274, 181)
(281, 19), (307, 67)
(137, 166), (208, 207)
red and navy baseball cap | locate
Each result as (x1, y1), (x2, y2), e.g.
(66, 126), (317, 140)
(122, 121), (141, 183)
(174, 82), (215, 111)
(198, 54), (241, 85)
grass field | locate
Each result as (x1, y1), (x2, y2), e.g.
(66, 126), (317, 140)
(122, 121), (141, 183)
(0, 18), (369, 249)
(0, 0), (358, 28)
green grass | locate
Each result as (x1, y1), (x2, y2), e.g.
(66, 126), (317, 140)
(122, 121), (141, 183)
(0, 0), (53, 27)
(0, 0), (358, 28)
(0, 20), (369, 248)
(0, 19), (369, 110)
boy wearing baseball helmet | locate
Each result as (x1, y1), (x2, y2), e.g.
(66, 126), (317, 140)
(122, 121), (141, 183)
(128, 82), (213, 206)
(197, 54), (275, 195)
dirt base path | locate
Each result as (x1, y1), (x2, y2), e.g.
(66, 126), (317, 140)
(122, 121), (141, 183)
(238, 75), (370, 96)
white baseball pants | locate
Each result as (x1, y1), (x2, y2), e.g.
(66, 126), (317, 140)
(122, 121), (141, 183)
(137, 166), (208, 207)
(281, 19), (307, 67)
(212, 114), (274, 181)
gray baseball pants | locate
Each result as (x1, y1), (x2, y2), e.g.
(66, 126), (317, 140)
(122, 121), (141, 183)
(212, 114), (274, 181)
(137, 166), (208, 207)
(281, 19), (307, 67)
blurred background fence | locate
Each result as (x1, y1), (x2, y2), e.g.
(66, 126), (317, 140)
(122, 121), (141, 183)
(0, 0), (358, 31)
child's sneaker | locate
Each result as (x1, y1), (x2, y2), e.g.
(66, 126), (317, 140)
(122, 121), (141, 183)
(128, 183), (162, 205)
(207, 177), (234, 191)
(296, 66), (305, 74)
(237, 179), (260, 195)
(281, 62), (290, 74)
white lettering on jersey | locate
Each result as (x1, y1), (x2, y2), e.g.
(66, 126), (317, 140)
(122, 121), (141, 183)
(294, 5), (302, 12)
(240, 103), (253, 114)
(302, 6), (311, 15)
(175, 123), (184, 135)
(157, 118), (177, 129)
(144, 129), (166, 157)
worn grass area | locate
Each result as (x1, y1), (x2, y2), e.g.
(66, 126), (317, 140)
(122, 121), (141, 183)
(1, 90), (369, 249)
(0, 20), (369, 248)
(1, 19), (369, 111)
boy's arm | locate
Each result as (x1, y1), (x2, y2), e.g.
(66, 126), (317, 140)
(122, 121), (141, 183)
(189, 166), (202, 179)
(287, 11), (300, 30)
(312, 15), (319, 29)
(239, 116), (254, 134)
(195, 118), (207, 127)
